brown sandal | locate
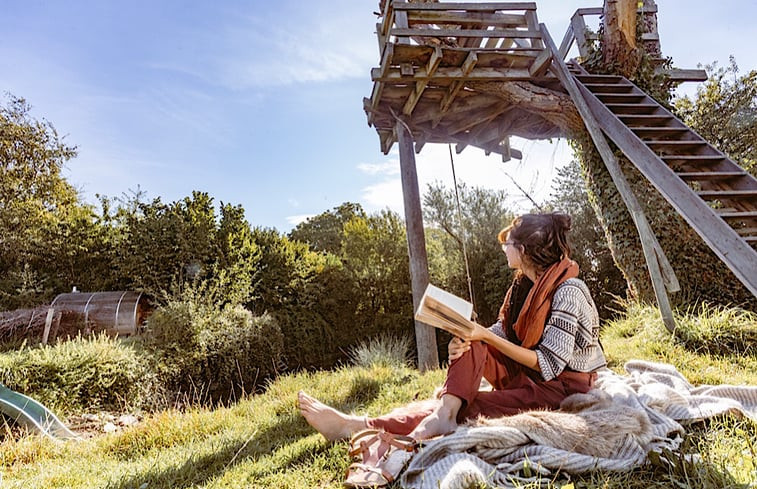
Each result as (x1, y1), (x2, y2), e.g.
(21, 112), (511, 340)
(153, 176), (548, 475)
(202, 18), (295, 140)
(344, 430), (417, 488)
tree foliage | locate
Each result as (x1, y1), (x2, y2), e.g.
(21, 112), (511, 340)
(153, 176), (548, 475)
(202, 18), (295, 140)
(675, 58), (757, 176)
(289, 202), (366, 254)
(0, 95), (84, 308)
(422, 182), (514, 325)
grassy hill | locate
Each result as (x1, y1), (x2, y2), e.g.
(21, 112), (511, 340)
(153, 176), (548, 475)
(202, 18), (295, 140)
(0, 303), (755, 488)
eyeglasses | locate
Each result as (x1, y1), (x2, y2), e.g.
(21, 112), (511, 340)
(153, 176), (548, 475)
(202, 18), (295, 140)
(501, 240), (516, 251)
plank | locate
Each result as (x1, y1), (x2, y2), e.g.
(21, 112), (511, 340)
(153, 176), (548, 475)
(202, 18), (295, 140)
(676, 171), (747, 180)
(390, 28), (542, 38)
(439, 51), (478, 115)
(575, 7), (603, 16)
(406, 11), (527, 26)
(529, 48), (552, 77)
(558, 24), (574, 59)
(570, 12), (590, 58)
(403, 46), (443, 115)
(697, 190), (757, 198)
(661, 68), (708, 82)
(524, 10), (544, 49)
(395, 10), (410, 45)
(376, 22), (386, 56)
(393, 2), (537, 11)
(372, 66), (534, 81)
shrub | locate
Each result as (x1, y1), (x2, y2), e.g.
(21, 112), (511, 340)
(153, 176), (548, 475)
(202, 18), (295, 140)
(146, 295), (285, 403)
(348, 333), (413, 369)
(0, 334), (155, 414)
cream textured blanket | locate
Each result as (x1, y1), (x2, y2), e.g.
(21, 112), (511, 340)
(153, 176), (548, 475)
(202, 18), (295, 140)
(401, 360), (757, 489)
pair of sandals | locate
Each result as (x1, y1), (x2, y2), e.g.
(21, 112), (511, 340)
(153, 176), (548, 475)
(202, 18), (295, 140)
(344, 429), (418, 487)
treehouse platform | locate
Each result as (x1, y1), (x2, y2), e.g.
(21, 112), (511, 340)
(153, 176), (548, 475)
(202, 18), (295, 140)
(363, 1), (756, 358)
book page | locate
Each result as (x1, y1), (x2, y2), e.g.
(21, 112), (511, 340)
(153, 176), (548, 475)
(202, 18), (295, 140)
(415, 284), (475, 336)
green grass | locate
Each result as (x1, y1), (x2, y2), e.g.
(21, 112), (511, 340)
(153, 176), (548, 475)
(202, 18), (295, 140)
(0, 303), (755, 488)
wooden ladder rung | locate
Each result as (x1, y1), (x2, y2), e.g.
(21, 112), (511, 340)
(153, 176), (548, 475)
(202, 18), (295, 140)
(607, 103), (659, 114)
(575, 74), (623, 83)
(617, 114), (673, 125)
(717, 210), (757, 219)
(697, 190), (757, 198)
(736, 227), (757, 236)
(594, 93), (647, 103)
(744, 236), (757, 243)
(633, 127), (690, 138)
(583, 83), (634, 93)
(645, 140), (708, 148)
(676, 171), (747, 180)
(661, 155), (725, 162)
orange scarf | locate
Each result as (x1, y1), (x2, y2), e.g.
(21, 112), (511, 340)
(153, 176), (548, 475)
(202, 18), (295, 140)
(499, 258), (579, 349)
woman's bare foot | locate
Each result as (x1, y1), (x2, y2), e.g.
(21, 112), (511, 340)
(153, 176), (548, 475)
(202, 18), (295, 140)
(297, 391), (367, 441)
(409, 394), (461, 440)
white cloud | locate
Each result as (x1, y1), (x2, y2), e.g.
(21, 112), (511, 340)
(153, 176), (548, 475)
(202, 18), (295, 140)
(286, 214), (316, 226)
(361, 179), (404, 213)
(358, 139), (575, 217)
(357, 159), (400, 176)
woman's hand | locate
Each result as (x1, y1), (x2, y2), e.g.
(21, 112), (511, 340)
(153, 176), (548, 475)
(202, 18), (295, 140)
(448, 336), (471, 362)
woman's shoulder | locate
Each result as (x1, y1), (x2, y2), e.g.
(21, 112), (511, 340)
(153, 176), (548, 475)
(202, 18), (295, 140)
(554, 278), (594, 305)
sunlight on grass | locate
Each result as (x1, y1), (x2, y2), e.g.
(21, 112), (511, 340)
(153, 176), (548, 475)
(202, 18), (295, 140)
(0, 303), (754, 488)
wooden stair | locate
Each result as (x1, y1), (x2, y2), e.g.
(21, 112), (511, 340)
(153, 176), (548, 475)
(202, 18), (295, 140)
(567, 63), (757, 295)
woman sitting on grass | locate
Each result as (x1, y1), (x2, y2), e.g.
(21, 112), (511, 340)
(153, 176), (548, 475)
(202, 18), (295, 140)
(299, 212), (607, 443)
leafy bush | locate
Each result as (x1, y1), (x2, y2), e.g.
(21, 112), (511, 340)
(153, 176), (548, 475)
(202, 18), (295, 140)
(0, 334), (155, 414)
(146, 292), (285, 403)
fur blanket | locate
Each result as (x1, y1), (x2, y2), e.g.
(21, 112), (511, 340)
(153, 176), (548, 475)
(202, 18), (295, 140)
(401, 360), (757, 489)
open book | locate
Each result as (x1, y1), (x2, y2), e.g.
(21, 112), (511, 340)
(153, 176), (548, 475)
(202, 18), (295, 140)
(414, 284), (475, 337)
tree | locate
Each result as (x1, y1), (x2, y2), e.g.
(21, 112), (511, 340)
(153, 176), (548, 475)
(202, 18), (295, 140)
(675, 58), (756, 176)
(289, 202), (366, 254)
(422, 182), (514, 325)
(116, 191), (260, 305)
(0, 95), (81, 308)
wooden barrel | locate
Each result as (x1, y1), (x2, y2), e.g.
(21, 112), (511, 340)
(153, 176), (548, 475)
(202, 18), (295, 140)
(49, 291), (148, 337)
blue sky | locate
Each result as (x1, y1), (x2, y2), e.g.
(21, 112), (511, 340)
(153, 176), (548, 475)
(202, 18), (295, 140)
(3, 0), (755, 231)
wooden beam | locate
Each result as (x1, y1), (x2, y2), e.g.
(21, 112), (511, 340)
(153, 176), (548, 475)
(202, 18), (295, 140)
(558, 24), (574, 59)
(443, 103), (508, 136)
(407, 11), (527, 27)
(403, 46), (442, 115)
(661, 68), (708, 82)
(393, 2), (537, 11)
(390, 27), (542, 39)
(395, 9), (410, 45)
(529, 48), (552, 76)
(440, 51), (477, 113)
(570, 12), (590, 58)
(524, 10), (544, 49)
(373, 66), (535, 82)
(376, 22), (386, 56)
(396, 119), (439, 372)
(541, 23), (681, 332)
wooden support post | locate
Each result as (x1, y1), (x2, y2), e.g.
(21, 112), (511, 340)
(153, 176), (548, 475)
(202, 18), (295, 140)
(541, 23), (678, 333)
(396, 119), (439, 371)
(570, 12), (590, 58)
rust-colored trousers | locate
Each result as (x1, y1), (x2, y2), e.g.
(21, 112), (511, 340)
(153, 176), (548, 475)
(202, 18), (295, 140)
(367, 341), (595, 435)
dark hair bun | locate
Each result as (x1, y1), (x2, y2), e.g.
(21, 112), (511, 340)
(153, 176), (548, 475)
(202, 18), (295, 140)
(552, 212), (571, 233)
